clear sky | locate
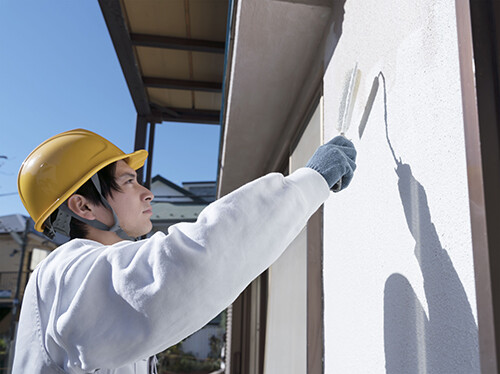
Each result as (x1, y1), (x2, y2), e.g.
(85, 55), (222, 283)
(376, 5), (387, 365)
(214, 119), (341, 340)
(0, 1), (221, 216)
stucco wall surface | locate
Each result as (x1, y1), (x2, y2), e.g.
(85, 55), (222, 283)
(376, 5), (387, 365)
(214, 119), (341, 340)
(322, 0), (479, 372)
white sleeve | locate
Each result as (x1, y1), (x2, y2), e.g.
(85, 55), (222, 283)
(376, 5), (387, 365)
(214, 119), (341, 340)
(47, 168), (330, 372)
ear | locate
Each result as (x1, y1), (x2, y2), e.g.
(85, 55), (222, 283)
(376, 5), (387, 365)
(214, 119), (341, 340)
(67, 194), (97, 220)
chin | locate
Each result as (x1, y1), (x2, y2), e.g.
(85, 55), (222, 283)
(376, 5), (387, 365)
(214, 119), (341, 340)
(138, 222), (153, 237)
(123, 222), (153, 239)
(141, 227), (153, 237)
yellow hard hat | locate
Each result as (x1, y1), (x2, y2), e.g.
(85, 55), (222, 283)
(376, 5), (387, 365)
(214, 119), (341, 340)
(18, 129), (148, 232)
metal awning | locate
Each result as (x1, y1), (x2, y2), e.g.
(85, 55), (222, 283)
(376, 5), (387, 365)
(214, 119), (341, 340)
(99, 0), (229, 185)
(99, 0), (228, 124)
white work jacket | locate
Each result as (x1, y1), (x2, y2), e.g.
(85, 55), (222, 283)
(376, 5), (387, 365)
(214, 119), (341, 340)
(12, 168), (329, 373)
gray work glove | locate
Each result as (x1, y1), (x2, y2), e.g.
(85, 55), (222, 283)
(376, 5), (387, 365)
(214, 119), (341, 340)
(305, 136), (357, 192)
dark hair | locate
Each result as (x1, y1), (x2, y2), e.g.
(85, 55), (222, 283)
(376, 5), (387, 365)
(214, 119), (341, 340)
(50, 162), (121, 239)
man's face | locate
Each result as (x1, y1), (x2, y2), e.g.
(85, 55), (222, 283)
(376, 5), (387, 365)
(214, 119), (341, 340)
(106, 160), (154, 237)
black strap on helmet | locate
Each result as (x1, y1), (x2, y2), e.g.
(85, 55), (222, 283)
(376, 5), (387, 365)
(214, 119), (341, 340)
(44, 173), (135, 241)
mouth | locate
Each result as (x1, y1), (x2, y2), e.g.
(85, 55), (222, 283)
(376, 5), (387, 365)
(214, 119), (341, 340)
(143, 208), (153, 215)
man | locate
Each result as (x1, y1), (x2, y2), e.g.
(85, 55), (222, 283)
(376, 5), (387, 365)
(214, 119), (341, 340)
(13, 128), (356, 373)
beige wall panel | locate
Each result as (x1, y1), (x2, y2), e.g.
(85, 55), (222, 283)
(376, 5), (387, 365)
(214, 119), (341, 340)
(263, 228), (307, 374)
(289, 103), (322, 170)
(263, 104), (321, 374)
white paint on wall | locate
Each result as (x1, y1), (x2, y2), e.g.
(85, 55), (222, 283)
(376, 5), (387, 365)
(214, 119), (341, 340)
(322, 0), (479, 372)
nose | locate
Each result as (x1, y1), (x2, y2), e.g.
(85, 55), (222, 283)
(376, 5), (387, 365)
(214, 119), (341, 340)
(142, 185), (154, 202)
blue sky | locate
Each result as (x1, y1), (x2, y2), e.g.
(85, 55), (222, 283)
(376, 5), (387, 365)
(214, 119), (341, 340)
(0, 1), (221, 216)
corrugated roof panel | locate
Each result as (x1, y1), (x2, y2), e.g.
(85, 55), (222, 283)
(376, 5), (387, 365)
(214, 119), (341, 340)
(189, 0), (228, 41)
(147, 87), (193, 109)
(194, 92), (222, 110)
(192, 52), (225, 81)
(102, 0), (227, 124)
(136, 46), (191, 79)
(123, 0), (187, 37)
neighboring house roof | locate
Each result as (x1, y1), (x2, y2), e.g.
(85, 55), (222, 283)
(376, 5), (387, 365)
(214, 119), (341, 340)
(182, 182), (217, 203)
(182, 181), (216, 186)
(0, 214), (66, 246)
(150, 175), (215, 222)
(0, 214), (27, 233)
(151, 175), (211, 203)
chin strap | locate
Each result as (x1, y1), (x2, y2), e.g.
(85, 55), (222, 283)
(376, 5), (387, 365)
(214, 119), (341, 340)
(44, 174), (136, 241)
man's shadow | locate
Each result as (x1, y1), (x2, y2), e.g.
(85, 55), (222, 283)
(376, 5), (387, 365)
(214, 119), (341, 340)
(368, 74), (480, 372)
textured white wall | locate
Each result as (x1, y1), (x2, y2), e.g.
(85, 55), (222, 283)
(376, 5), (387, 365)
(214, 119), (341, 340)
(322, 0), (479, 372)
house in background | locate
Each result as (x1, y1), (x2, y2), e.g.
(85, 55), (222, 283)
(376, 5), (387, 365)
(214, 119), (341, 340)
(0, 215), (63, 337)
(182, 182), (217, 203)
(150, 175), (216, 235)
(0, 214), (63, 370)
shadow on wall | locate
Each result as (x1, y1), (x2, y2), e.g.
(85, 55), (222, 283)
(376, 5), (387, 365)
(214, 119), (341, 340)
(372, 73), (480, 373)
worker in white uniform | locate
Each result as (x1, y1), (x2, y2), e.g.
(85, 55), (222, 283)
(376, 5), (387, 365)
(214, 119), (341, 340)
(12, 128), (356, 373)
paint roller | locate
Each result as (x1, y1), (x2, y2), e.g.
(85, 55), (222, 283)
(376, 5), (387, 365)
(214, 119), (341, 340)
(331, 62), (360, 192)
